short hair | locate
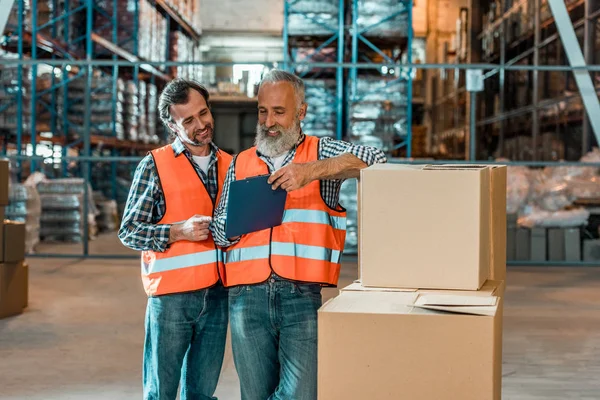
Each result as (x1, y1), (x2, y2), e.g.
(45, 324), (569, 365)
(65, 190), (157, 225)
(158, 78), (210, 128)
(259, 69), (305, 107)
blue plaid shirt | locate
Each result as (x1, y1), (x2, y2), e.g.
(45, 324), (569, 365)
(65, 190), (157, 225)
(118, 138), (220, 252)
(211, 134), (387, 247)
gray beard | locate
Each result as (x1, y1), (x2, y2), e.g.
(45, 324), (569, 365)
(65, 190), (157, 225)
(255, 122), (301, 157)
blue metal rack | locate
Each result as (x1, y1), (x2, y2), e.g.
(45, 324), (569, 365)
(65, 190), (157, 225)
(0, 0), (202, 255)
(349, 0), (413, 156)
(283, 0), (345, 140)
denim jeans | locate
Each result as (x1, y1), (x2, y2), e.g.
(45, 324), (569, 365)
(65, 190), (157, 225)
(228, 275), (322, 400)
(143, 284), (228, 400)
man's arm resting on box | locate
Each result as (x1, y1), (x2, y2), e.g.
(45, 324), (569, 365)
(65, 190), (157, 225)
(268, 137), (387, 192)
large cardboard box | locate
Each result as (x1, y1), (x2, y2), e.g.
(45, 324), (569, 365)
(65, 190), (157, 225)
(0, 207), (4, 261)
(0, 262), (28, 318)
(0, 159), (8, 206)
(318, 281), (504, 400)
(442, 164), (507, 280)
(3, 220), (26, 262)
(360, 164), (494, 290)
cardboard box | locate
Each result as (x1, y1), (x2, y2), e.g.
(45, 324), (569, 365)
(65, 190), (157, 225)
(360, 164), (494, 290)
(0, 208), (4, 261)
(0, 159), (8, 206)
(3, 220), (26, 262)
(0, 262), (28, 318)
(442, 164), (507, 280)
(318, 281), (504, 400)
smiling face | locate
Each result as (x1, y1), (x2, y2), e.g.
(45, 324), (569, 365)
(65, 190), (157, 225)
(255, 81), (307, 157)
(168, 88), (214, 154)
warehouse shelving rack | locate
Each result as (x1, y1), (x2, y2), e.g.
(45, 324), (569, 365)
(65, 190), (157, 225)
(0, 0), (202, 256)
(348, 0), (414, 156)
(430, 0), (600, 162)
(282, 0), (414, 151)
(282, 0), (345, 140)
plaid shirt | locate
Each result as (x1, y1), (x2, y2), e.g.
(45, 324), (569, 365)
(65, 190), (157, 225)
(211, 134), (387, 247)
(118, 139), (220, 252)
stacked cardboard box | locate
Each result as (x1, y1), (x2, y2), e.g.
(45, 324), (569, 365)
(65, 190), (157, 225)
(319, 164), (507, 400)
(0, 160), (29, 319)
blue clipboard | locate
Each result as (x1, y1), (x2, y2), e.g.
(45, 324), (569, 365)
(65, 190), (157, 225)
(225, 174), (288, 238)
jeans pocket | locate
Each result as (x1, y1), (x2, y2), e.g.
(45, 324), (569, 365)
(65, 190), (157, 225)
(294, 283), (322, 297)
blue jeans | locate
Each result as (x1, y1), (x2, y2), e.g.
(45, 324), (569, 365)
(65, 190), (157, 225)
(229, 275), (322, 400)
(143, 284), (228, 400)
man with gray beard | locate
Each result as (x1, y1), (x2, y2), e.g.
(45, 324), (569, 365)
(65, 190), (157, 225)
(211, 69), (386, 400)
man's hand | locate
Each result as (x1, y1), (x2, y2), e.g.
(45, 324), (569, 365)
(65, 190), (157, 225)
(169, 215), (212, 243)
(268, 163), (315, 192)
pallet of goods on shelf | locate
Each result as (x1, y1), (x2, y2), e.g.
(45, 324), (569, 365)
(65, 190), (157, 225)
(302, 79), (336, 138)
(356, 0), (410, 37)
(93, 191), (118, 233)
(118, 79), (140, 142)
(506, 151), (600, 262)
(6, 181), (41, 254)
(0, 63), (52, 132)
(37, 178), (98, 243)
(66, 72), (125, 139)
(94, 0), (138, 55)
(287, 0), (339, 36)
(147, 83), (159, 142)
(171, 31), (202, 80)
(138, 0), (169, 63)
(348, 77), (409, 152)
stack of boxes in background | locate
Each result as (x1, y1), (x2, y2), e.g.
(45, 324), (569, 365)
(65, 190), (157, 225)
(319, 164), (507, 399)
(139, 0), (169, 64)
(94, 0), (138, 55)
(302, 79), (337, 139)
(287, 0), (339, 35)
(348, 77), (409, 152)
(171, 31), (203, 82)
(0, 160), (29, 319)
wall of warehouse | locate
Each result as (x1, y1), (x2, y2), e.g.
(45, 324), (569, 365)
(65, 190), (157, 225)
(200, 0), (283, 33)
(200, 0), (428, 35)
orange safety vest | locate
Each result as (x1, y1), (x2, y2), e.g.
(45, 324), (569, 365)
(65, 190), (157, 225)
(141, 144), (232, 296)
(223, 135), (347, 287)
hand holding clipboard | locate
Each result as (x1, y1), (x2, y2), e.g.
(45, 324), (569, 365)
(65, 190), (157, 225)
(225, 174), (288, 238)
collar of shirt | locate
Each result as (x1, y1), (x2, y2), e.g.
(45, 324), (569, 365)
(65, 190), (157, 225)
(255, 132), (306, 169)
(171, 137), (219, 170)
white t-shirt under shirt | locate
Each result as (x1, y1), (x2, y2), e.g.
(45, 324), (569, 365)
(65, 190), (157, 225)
(192, 155), (211, 176)
(271, 154), (287, 171)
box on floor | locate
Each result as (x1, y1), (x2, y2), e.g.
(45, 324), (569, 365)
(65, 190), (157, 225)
(3, 220), (26, 262)
(0, 261), (28, 318)
(0, 159), (8, 206)
(318, 280), (505, 400)
(359, 164), (506, 290)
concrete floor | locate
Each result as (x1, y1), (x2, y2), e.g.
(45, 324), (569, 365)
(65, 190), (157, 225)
(1, 234), (600, 399)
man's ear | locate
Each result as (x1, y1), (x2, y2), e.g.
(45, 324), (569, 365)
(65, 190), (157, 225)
(298, 103), (308, 121)
(167, 123), (178, 135)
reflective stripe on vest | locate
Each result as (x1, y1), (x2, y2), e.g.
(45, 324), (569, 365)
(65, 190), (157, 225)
(282, 209), (346, 231)
(226, 242), (342, 264)
(145, 248), (224, 274)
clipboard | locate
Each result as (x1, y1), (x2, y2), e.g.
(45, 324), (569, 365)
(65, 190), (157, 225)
(225, 174), (288, 238)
